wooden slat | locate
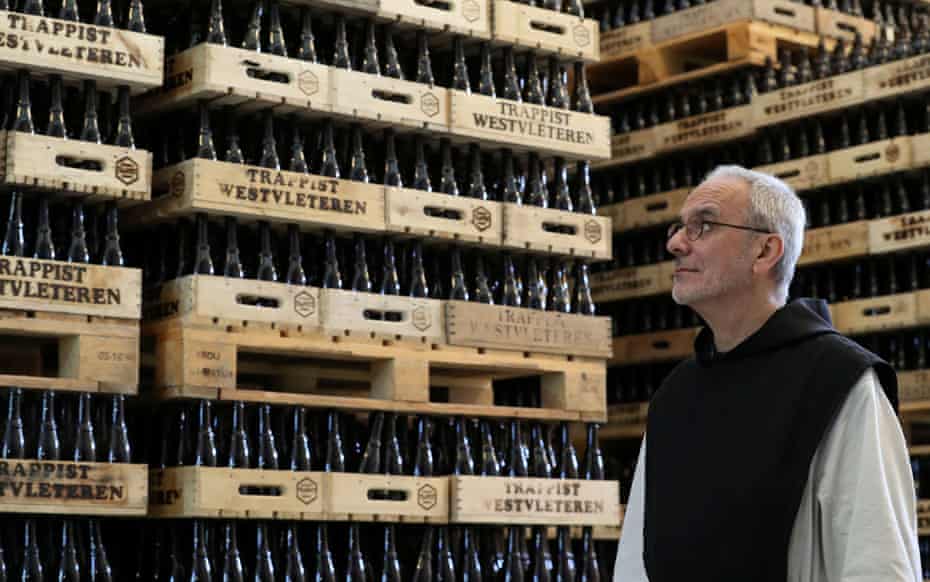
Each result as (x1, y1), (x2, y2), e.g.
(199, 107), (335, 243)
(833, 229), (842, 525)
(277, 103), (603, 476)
(502, 205), (612, 259)
(378, 0), (490, 38)
(492, 0), (599, 62)
(752, 70), (865, 129)
(814, 7), (876, 42)
(755, 154), (831, 192)
(652, 0), (814, 43)
(324, 473), (449, 523)
(591, 130), (657, 170)
(320, 289), (445, 343)
(591, 262), (674, 303)
(828, 137), (913, 183)
(654, 105), (755, 153)
(799, 221), (870, 266)
(599, 22), (651, 60)
(384, 187), (503, 245)
(611, 327), (698, 365)
(330, 68), (449, 132)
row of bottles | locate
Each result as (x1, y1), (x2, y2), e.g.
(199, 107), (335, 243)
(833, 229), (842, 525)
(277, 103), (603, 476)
(0, 516), (115, 581)
(606, 295), (702, 335)
(154, 402), (606, 480)
(790, 252), (930, 302)
(608, 361), (677, 404)
(0, 0), (146, 30)
(0, 193), (123, 265)
(799, 171), (930, 228)
(4, 71), (136, 147)
(0, 388), (132, 463)
(161, 0), (591, 106)
(156, 107), (597, 212)
(140, 219), (598, 314)
(127, 519), (614, 582)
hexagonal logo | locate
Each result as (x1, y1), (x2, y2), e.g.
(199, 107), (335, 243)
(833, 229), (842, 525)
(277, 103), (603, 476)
(472, 207), (492, 232)
(298, 70), (319, 96)
(170, 171), (186, 197)
(412, 305), (432, 331)
(294, 291), (317, 318)
(421, 92), (440, 118)
(804, 160), (821, 181)
(584, 219), (603, 244)
(573, 24), (591, 47)
(115, 155), (140, 186)
(417, 483), (438, 510)
(296, 477), (318, 505)
(886, 143), (901, 163)
(463, 0), (481, 22)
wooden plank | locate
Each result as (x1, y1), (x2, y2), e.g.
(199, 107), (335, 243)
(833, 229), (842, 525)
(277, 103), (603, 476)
(752, 70), (864, 128)
(827, 137), (912, 183)
(898, 369), (930, 404)
(449, 90), (611, 161)
(798, 220), (870, 266)
(0, 256), (140, 319)
(492, 0), (599, 62)
(450, 475), (621, 526)
(869, 210), (930, 256)
(608, 402), (649, 425)
(0, 132), (152, 202)
(0, 459), (146, 516)
(654, 105), (755, 153)
(617, 188), (689, 231)
(378, 0), (490, 38)
(599, 22), (651, 60)
(611, 327), (698, 365)
(319, 289), (444, 343)
(135, 158), (385, 234)
(502, 205), (612, 259)
(136, 43), (331, 116)
(330, 69), (449, 131)
(143, 275), (321, 328)
(591, 261), (674, 302)
(0, 10), (163, 92)
(831, 291), (927, 335)
(591, 130), (656, 170)
(284, 0), (380, 14)
(755, 154), (830, 192)
(384, 187), (503, 245)
(651, 0), (815, 44)
(324, 473), (449, 523)
(863, 54), (930, 101)
(814, 7), (876, 43)
(444, 301), (612, 357)
(911, 132), (930, 169)
(149, 467), (325, 520)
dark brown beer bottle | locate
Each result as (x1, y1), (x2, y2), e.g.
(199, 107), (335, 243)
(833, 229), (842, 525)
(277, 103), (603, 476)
(285, 224), (307, 285)
(34, 197), (54, 260)
(228, 401), (251, 468)
(502, 47), (522, 101)
(524, 53), (545, 105)
(380, 239), (400, 295)
(320, 120), (341, 178)
(255, 221), (278, 282)
(409, 241), (429, 298)
(452, 36), (470, 92)
(411, 527), (435, 582)
(190, 520), (213, 582)
(268, 1), (287, 56)
(284, 523), (306, 582)
(383, 129), (402, 187)
(466, 144), (488, 200)
(413, 416), (435, 476)
(322, 233), (343, 290)
(525, 257), (547, 310)
(575, 262), (595, 315)
(548, 261), (571, 313)
(478, 42), (496, 97)
(75, 393), (97, 462)
(437, 527), (456, 582)
(546, 56), (568, 108)
(58, 521), (80, 582)
(384, 26), (404, 79)
(196, 102), (217, 160)
(573, 61), (594, 113)
(254, 523), (276, 581)
(361, 19), (380, 75)
(20, 519), (43, 581)
(36, 390), (59, 460)
(558, 422), (579, 478)
(94, 0), (114, 26)
(242, 0), (263, 51)
(413, 136), (432, 192)
(47, 75), (67, 138)
(193, 399), (218, 467)
(1, 192), (23, 257)
(474, 252), (494, 304)
(504, 527), (525, 581)
(205, 0), (227, 45)
(582, 423), (605, 480)
(107, 394), (131, 463)
(440, 138), (459, 196)
(325, 410), (346, 472)
(59, 0), (78, 20)
(416, 30), (435, 85)
(380, 525), (402, 582)
(80, 80), (102, 143)
(333, 15), (351, 69)
(11, 70), (32, 133)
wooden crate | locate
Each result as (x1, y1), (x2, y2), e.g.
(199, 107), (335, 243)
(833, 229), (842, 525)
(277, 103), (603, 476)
(320, 289), (444, 343)
(898, 369), (930, 404)
(814, 7), (876, 42)
(149, 466), (325, 520)
(599, 22), (651, 60)
(145, 313), (607, 422)
(384, 187), (503, 245)
(591, 130), (657, 170)
(444, 301), (612, 358)
(0, 132), (152, 203)
(450, 475), (621, 526)
(831, 289), (930, 335)
(0, 459), (146, 516)
(286, 0), (380, 14)
(864, 54), (930, 102)
(617, 188), (688, 231)
(752, 70), (864, 128)
(330, 69), (450, 131)
(654, 105), (755, 153)
(919, 499), (930, 536)
(910, 133), (930, 169)
(754, 154), (830, 192)
(591, 261), (674, 303)
(610, 327), (698, 365)
(449, 90), (611, 161)
(378, 0), (490, 38)
(126, 158), (385, 234)
(502, 205), (612, 259)
(137, 43), (332, 116)
(608, 402), (649, 425)
(798, 220), (869, 266)
(323, 473), (449, 523)
(0, 10), (163, 92)
(493, 0), (599, 61)
(827, 137), (912, 183)
(651, 0), (816, 44)
(869, 210), (930, 256)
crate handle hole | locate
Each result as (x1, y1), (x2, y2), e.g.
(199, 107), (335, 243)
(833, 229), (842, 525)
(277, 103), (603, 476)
(530, 20), (566, 35)
(244, 63), (291, 84)
(364, 309), (406, 323)
(55, 156), (103, 172)
(367, 488), (409, 502)
(238, 485), (283, 497)
(236, 294), (281, 309)
(542, 222), (578, 236)
(853, 152), (881, 164)
(774, 169), (801, 179)
(836, 22), (858, 33)
(773, 6), (796, 16)
(645, 201), (669, 212)
(372, 90), (413, 104)
(424, 206), (462, 220)
(413, 0), (453, 11)
(863, 306), (891, 317)
(651, 340), (670, 350)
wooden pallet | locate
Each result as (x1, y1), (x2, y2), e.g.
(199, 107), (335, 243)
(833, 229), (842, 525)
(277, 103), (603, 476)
(502, 204), (612, 259)
(149, 467), (448, 523)
(0, 131), (152, 203)
(0, 459), (147, 516)
(589, 20), (825, 104)
(493, 0), (598, 61)
(799, 220), (869, 267)
(591, 261), (674, 303)
(0, 9), (163, 92)
(610, 327), (698, 365)
(450, 475), (620, 526)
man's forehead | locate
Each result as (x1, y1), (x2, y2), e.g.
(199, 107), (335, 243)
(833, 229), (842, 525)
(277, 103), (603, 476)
(680, 177), (749, 219)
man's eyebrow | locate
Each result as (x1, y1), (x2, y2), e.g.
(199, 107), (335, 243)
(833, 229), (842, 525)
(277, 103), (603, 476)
(680, 206), (719, 221)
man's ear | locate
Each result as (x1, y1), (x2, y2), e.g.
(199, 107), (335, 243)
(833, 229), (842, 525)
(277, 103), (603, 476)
(753, 234), (784, 276)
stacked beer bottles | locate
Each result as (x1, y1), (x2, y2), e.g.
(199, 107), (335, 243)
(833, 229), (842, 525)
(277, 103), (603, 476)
(0, 0), (166, 578)
(111, 0), (625, 577)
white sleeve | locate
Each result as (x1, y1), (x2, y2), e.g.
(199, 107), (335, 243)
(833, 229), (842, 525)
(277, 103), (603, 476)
(813, 369), (921, 582)
(613, 435), (649, 582)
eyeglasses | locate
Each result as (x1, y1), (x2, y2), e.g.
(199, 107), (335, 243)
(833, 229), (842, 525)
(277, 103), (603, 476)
(667, 217), (773, 241)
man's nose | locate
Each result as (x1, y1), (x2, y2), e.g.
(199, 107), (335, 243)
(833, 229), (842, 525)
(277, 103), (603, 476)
(667, 229), (690, 257)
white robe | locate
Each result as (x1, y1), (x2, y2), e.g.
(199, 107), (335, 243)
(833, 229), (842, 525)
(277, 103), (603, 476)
(613, 369), (922, 582)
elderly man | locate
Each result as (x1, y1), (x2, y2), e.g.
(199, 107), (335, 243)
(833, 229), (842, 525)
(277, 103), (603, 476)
(613, 166), (921, 581)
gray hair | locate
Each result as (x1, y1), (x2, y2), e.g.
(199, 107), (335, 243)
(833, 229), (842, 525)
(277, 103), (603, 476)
(704, 165), (806, 303)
